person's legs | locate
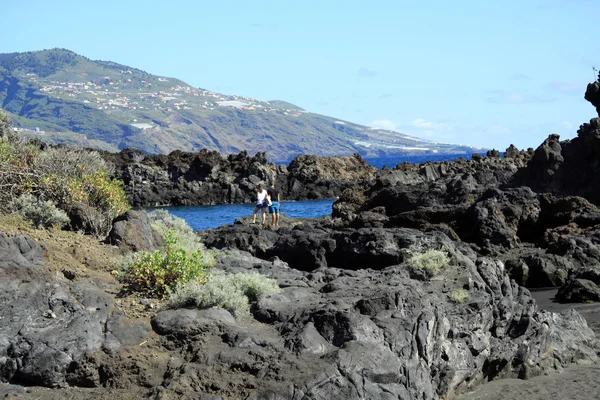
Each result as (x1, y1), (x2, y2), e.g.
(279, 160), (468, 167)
(261, 206), (266, 224)
(268, 204), (275, 225)
(252, 206), (259, 223)
(273, 202), (280, 226)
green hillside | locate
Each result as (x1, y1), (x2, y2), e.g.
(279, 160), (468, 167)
(0, 49), (483, 160)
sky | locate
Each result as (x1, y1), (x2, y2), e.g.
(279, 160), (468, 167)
(4, 0), (600, 150)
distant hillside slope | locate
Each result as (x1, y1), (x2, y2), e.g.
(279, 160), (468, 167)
(0, 48), (483, 159)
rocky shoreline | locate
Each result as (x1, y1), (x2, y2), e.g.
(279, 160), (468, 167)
(102, 149), (378, 207)
(1, 77), (600, 399)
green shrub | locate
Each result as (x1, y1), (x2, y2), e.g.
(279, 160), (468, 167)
(408, 249), (449, 278)
(124, 231), (214, 296)
(148, 209), (208, 254)
(14, 193), (70, 228)
(38, 167), (130, 237)
(34, 147), (115, 177)
(0, 119), (130, 237)
(448, 288), (469, 304)
(0, 135), (39, 208)
(167, 271), (281, 318)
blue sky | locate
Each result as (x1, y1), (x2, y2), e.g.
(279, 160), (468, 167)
(4, 0), (599, 150)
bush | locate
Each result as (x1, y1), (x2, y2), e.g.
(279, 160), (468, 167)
(448, 288), (469, 304)
(0, 119), (130, 237)
(35, 147), (115, 177)
(408, 249), (449, 278)
(0, 135), (39, 208)
(167, 271), (281, 318)
(148, 209), (208, 255)
(124, 231), (214, 296)
(38, 167), (130, 237)
(14, 194), (70, 228)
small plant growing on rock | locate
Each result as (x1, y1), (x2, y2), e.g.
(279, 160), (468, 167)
(408, 249), (449, 278)
(166, 271), (281, 318)
(14, 193), (70, 228)
(125, 231), (214, 296)
(448, 288), (469, 304)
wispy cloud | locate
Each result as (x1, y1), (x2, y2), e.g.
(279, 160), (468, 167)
(370, 119), (399, 130)
(510, 73), (532, 81)
(379, 93), (394, 99)
(410, 118), (452, 130)
(357, 68), (377, 78)
(485, 90), (554, 104)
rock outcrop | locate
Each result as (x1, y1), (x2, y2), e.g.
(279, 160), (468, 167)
(0, 235), (113, 388)
(106, 210), (164, 252)
(103, 149), (377, 207)
(3, 75), (600, 400)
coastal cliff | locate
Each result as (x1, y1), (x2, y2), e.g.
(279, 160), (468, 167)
(2, 75), (600, 399)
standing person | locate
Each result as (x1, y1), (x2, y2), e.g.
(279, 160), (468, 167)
(252, 183), (268, 224)
(267, 181), (281, 226)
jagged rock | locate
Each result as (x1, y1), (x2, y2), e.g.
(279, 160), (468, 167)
(106, 210), (164, 252)
(0, 248), (112, 387)
(103, 149), (376, 207)
(0, 232), (46, 268)
(585, 73), (600, 116)
(557, 279), (600, 302)
(146, 244), (598, 400)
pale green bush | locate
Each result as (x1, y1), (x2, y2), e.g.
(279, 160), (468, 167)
(15, 194), (70, 228)
(35, 146), (115, 177)
(167, 271), (281, 318)
(148, 209), (209, 255)
(448, 288), (469, 304)
(408, 249), (449, 278)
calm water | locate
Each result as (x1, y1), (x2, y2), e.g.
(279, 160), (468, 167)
(152, 198), (335, 231)
(158, 154), (482, 231)
(363, 153), (485, 169)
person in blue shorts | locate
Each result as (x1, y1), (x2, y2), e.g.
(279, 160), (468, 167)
(267, 182), (281, 226)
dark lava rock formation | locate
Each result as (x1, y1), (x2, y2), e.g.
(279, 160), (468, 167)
(102, 149), (377, 207)
(1, 235), (597, 399)
(2, 76), (600, 399)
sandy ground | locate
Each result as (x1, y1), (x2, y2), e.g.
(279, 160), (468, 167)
(457, 288), (600, 400)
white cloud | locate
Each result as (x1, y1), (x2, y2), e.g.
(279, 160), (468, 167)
(410, 118), (453, 130)
(411, 118), (434, 128)
(370, 119), (399, 130)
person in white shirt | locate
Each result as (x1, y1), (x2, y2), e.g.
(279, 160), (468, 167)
(252, 183), (268, 224)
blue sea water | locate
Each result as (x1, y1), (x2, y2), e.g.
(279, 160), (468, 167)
(152, 198), (335, 231)
(159, 154), (478, 231)
(363, 153), (478, 169)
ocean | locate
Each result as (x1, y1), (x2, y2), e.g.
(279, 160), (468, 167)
(157, 153), (476, 231)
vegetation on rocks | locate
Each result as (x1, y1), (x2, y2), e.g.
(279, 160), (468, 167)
(0, 111), (130, 236)
(15, 193), (70, 228)
(124, 231), (213, 296)
(448, 288), (469, 304)
(408, 249), (450, 278)
(148, 209), (209, 254)
(166, 270), (281, 317)
(123, 210), (215, 296)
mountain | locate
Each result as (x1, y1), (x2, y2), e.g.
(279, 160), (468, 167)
(0, 49), (484, 160)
